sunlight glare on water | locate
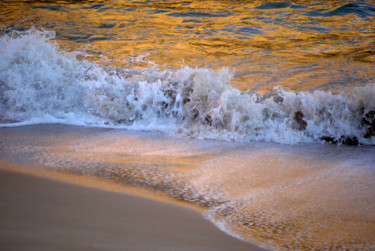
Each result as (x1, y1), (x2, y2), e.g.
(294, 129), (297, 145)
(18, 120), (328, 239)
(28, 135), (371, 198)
(1, 0), (374, 92)
(1, 1), (375, 250)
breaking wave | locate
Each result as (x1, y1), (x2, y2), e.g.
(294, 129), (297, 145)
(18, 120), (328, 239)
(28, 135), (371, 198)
(1, 28), (374, 145)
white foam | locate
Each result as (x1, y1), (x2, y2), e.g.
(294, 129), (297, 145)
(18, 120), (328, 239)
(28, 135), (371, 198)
(1, 28), (374, 145)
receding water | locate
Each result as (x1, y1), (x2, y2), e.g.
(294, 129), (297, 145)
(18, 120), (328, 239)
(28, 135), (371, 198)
(1, 1), (375, 250)
(1, 125), (375, 250)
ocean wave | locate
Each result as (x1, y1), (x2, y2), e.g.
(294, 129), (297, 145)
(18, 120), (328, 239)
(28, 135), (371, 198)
(0, 28), (374, 145)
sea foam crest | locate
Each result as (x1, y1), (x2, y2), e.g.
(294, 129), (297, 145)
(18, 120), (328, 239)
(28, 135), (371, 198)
(0, 28), (374, 145)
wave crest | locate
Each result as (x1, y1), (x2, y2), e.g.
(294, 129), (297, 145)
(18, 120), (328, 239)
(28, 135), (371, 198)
(0, 28), (374, 145)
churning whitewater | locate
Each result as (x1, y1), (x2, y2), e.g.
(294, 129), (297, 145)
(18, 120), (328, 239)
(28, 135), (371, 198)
(0, 28), (374, 145)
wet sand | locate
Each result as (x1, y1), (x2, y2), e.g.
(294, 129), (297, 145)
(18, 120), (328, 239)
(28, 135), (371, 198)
(0, 167), (265, 251)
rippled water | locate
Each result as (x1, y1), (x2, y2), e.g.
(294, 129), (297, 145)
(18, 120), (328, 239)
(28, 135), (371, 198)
(1, 1), (375, 250)
(2, 0), (375, 92)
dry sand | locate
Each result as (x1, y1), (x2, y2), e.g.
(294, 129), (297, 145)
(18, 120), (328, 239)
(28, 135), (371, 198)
(0, 167), (265, 251)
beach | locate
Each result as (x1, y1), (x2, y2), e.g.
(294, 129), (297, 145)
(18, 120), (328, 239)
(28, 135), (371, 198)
(0, 165), (264, 250)
(1, 125), (374, 250)
(1, 1), (375, 249)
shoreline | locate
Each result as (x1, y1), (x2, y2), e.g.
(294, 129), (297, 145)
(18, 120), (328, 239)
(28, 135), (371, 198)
(0, 163), (266, 250)
(0, 161), (206, 213)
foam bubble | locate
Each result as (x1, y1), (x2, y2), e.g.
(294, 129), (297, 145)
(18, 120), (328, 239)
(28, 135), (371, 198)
(0, 28), (374, 145)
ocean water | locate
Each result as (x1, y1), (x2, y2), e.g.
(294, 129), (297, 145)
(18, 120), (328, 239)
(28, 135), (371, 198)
(1, 0), (375, 250)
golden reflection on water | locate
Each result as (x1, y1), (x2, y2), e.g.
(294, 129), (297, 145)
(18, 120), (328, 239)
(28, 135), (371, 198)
(1, 1), (375, 249)
(1, 0), (375, 92)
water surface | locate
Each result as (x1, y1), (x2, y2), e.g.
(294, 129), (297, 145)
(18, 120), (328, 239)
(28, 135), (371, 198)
(1, 1), (375, 250)
(2, 0), (375, 92)
(1, 125), (374, 250)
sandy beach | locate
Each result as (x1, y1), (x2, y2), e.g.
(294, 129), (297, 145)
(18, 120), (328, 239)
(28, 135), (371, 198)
(1, 1), (375, 249)
(0, 166), (264, 251)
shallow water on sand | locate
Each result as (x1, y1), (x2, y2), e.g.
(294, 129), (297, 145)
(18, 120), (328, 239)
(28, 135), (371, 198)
(1, 125), (374, 250)
(1, 0), (375, 249)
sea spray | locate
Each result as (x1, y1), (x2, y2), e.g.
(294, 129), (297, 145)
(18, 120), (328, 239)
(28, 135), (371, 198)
(0, 28), (374, 145)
